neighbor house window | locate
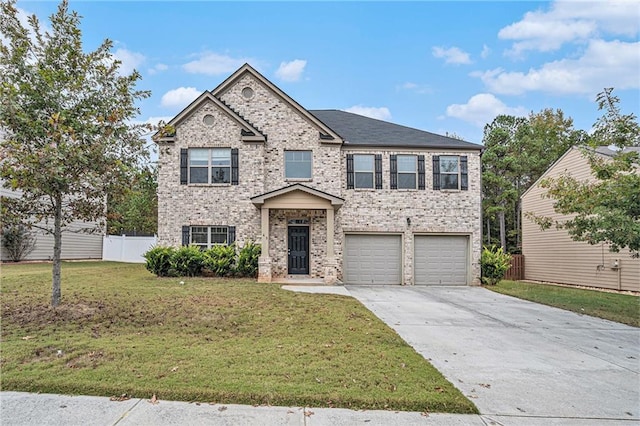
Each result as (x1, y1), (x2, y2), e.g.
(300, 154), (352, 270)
(184, 225), (235, 249)
(397, 155), (417, 189)
(433, 155), (468, 190)
(354, 154), (374, 189)
(285, 150), (312, 179)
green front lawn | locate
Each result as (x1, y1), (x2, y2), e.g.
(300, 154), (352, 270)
(0, 261), (477, 413)
(488, 280), (639, 327)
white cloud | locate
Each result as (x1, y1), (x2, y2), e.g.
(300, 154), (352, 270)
(275, 59), (307, 82)
(499, 1), (639, 56)
(474, 39), (640, 95)
(432, 46), (472, 65)
(481, 44), (491, 59)
(113, 48), (146, 75)
(398, 82), (432, 94)
(344, 106), (391, 121)
(160, 87), (201, 109)
(182, 52), (250, 75)
(148, 63), (168, 75)
(446, 94), (527, 127)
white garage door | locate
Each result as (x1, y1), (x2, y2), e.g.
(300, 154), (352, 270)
(414, 235), (468, 286)
(344, 234), (402, 285)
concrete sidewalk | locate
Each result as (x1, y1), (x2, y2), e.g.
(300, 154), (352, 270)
(1, 391), (483, 425)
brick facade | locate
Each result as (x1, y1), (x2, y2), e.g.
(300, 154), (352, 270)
(156, 65), (482, 285)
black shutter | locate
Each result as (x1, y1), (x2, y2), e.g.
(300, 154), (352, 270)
(418, 155), (425, 190)
(181, 226), (190, 246)
(180, 149), (188, 185)
(374, 154), (382, 189)
(346, 154), (354, 189)
(231, 148), (239, 185)
(432, 155), (440, 190)
(390, 155), (397, 190)
(228, 226), (236, 245)
(460, 156), (468, 190)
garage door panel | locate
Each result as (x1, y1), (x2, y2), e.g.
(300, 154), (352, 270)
(344, 235), (401, 285)
(415, 235), (468, 286)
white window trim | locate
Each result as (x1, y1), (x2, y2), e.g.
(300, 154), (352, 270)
(191, 226), (229, 249)
(189, 148), (231, 185)
(397, 154), (417, 190)
(353, 154), (375, 189)
(284, 150), (313, 180)
(440, 156), (461, 190)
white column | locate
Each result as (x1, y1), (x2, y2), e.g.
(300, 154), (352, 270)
(261, 207), (270, 256)
(326, 207), (334, 258)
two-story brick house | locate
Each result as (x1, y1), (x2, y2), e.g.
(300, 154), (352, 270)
(155, 64), (482, 285)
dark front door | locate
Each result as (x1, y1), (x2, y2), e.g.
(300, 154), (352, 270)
(288, 226), (309, 274)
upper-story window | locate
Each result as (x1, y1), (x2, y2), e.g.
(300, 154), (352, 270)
(180, 148), (239, 185)
(433, 155), (468, 191)
(354, 154), (374, 188)
(396, 155), (417, 189)
(346, 154), (382, 189)
(390, 154), (425, 190)
(285, 150), (312, 179)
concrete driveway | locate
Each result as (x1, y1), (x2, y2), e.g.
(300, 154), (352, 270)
(347, 286), (640, 424)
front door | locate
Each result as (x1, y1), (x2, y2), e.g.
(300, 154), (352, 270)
(288, 226), (309, 274)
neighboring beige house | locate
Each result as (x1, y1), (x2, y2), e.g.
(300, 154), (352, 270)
(0, 185), (103, 262)
(522, 146), (640, 292)
(154, 64), (482, 285)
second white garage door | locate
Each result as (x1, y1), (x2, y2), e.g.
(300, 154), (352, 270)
(344, 234), (402, 285)
(414, 235), (468, 286)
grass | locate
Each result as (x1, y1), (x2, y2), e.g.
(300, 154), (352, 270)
(0, 261), (477, 413)
(488, 280), (639, 327)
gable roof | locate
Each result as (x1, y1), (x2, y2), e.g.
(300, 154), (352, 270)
(250, 183), (344, 209)
(310, 110), (481, 150)
(212, 64), (342, 143)
(152, 91), (265, 143)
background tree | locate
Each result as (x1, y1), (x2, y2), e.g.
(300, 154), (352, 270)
(535, 89), (640, 257)
(482, 110), (584, 252)
(107, 165), (158, 235)
(0, 0), (151, 306)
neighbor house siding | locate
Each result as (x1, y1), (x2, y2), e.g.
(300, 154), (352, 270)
(0, 187), (103, 262)
(521, 148), (640, 292)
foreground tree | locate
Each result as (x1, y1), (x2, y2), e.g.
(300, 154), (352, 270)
(536, 89), (640, 257)
(0, 0), (150, 306)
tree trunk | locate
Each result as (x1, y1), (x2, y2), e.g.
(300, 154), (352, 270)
(499, 210), (506, 252)
(486, 217), (491, 244)
(51, 195), (62, 307)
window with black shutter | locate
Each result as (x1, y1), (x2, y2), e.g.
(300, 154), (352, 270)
(390, 155), (397, 189)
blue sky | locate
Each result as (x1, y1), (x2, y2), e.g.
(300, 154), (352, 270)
(13, 1), (640, 147)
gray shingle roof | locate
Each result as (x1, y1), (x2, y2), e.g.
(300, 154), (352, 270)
(309, 110), (482, 150)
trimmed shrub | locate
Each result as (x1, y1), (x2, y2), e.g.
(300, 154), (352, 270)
(143, 246), (175, 277)
(203, 244), (236, 277)
(235, 241), (261, 278)
(171, 245), (205, 277)
(480, 245), (512, 286)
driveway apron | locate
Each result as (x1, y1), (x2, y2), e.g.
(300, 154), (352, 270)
(347, 286), (640, 422)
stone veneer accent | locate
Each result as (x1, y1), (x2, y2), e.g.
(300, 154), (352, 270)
(157, 70), (482, 285)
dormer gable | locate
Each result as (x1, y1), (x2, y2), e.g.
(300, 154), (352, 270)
(212, 63), (343, 144)
(152, 90), (265, 143)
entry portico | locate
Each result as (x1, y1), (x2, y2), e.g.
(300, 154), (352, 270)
(250, 184), (344, 284)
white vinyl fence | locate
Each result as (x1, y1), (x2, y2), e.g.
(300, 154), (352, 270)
(102, 235), (157, 263)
